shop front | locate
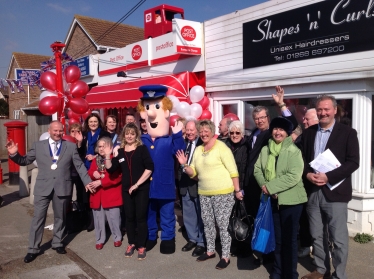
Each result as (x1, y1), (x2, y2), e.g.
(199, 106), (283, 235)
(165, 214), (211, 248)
(85, 17), (205, 126)
(205, 0), (374, 234)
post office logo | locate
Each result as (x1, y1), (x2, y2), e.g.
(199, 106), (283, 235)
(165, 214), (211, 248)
(181, 26), (196, 41)
(131, 45), (142, 61)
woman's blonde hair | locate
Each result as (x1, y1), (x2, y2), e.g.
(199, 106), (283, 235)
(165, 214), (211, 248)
(120, 123), (143, 148)
(197, 119), (216, 134)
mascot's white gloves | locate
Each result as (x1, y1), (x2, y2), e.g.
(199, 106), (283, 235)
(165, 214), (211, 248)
(113, 145), (120, 157)
(171, 120), (183, 134)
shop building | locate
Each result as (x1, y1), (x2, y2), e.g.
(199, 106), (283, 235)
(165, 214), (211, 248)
(85, 16), (206, 127)
(204, 0), (374, 234)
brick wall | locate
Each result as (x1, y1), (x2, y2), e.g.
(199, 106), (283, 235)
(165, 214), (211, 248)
(65, 25), (98, 58)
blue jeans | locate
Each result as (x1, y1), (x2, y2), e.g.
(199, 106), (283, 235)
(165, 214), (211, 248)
(272, 200), (303, 279)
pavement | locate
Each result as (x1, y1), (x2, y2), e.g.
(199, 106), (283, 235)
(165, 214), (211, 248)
(0, 159), (373, 279)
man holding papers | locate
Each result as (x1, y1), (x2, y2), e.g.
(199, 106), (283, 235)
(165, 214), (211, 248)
(300, 95), (359, 279)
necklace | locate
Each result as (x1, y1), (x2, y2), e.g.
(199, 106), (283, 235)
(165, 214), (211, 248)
(202, 142), (215, 157)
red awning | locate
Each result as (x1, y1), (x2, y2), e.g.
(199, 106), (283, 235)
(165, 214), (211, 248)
(86, 71), (205, 109)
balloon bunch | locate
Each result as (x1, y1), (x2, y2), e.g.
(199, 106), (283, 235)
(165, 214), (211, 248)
(168, 85), (211, 127)
(38, 65), (91, 124)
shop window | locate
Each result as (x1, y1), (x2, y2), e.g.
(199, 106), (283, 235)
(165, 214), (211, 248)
(244, 97), (353, 134)
(222, 103), (237, 118)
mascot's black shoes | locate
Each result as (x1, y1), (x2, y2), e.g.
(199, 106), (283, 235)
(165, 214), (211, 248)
(146, 239), (157, 251)
(160, 238), (176, 254)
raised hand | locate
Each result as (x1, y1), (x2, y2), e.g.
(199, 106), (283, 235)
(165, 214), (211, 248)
(272, 85), (285, 106)
(112, 145), (119, 157)
(74, 130), (83, 143)
(171, 120), (183, 134)
(175, 150), (187, 165)
(6, 139), (18, 155)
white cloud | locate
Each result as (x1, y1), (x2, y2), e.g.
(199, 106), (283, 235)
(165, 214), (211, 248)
(78, 1), (92, 13)
(3, 39), (19, 51)
(47, 3), (72, 14)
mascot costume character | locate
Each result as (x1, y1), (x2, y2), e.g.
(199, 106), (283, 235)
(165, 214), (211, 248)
(137, 85), (185, 254)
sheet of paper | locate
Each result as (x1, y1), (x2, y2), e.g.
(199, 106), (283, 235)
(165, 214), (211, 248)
(309, 149), (344, 190)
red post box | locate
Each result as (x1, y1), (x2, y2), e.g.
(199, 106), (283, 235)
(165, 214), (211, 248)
(4, 121), (28, 185)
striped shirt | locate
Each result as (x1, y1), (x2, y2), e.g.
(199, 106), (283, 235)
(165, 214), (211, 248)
(314, 120), (335, 160)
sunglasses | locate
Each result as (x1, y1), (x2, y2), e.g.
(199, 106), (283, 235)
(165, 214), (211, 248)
(230, 131), (241, 135)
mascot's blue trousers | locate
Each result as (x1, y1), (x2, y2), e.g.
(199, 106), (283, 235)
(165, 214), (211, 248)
(148, 198), (175, 240)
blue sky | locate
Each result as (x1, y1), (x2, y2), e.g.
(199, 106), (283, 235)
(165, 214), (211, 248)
(0, 0), (267, 81)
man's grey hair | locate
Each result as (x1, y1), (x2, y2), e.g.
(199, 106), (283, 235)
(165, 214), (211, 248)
(252, 106), (269, 119)
(316, 95), (337, 108)
(306, 108), (319, 121)
(186, 119), (199, 129)
(225, 119), (233, 129)
(228, 120), (245, 135)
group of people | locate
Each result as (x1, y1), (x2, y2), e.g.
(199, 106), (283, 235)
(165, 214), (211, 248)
(5, 85), (359, 279)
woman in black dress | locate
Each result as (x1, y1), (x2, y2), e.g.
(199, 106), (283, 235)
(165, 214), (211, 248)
(104, 123), (154, 260)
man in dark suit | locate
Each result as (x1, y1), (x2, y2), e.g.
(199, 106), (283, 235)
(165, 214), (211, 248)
(245, 86), (298, 220)
(300, 96), (359, 279)
(179, 120), (205, 257)
(6, 121), (92, 263)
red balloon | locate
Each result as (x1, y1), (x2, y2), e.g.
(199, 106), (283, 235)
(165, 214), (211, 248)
(69, 98), (89, 115)
(39, 96), (60, 115)
(64, 65), (81, 83)
(40, 71), (57, 92)
(62, 135), (76, 143)
(67, 109), (81, 119)
(223, 113), (239, 121)
(81, 109), (92, 120)
(70, 80), (89, 98)
(197, 96), (210, 110)
(199, 110), (212, 120)
(169, 115), (179, 127)
(68, 117), (80, 126)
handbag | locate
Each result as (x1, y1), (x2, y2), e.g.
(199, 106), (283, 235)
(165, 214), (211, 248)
(228, 200), (254, 242)
(251, 194), (275, 254)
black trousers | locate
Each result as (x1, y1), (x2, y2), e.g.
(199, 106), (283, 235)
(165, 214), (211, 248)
(272, 201), (303, 279)
(299, 203), (312, 247)
(123, 188), (149, 248)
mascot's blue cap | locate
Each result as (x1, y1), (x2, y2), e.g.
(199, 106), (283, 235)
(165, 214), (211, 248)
(139, 85), (168, 100)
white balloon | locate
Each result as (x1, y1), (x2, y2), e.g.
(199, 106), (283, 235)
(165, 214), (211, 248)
(185, 115), (196, 121)
(168, 95), (180, 113)
(39, 90), (57, 100)
(33, 160), (38, 167)
(189, 85), (205, 103)
(39, 132), (50, 141)
(190, 103), (203, 119)
(176, 101), (191, 118)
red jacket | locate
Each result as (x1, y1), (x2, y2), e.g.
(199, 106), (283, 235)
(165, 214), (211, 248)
(88, 156), (122, 209)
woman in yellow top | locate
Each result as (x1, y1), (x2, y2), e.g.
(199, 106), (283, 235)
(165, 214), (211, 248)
(176, 119), (243, 270)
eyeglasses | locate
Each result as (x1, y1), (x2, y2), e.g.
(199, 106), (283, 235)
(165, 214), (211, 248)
(230, 131), (241, 135)
(254, 115), (268, 122)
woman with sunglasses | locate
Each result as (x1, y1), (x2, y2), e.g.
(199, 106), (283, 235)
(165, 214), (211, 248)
(224, 120), (251, 257)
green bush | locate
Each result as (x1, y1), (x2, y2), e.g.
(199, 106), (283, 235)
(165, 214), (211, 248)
(353, 233), (374, 244)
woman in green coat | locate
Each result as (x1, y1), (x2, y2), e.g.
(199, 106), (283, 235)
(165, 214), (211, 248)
(254, 117), (307, 279)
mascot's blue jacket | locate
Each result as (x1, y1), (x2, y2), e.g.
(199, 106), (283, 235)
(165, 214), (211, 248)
(141, 131), (186, 199)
